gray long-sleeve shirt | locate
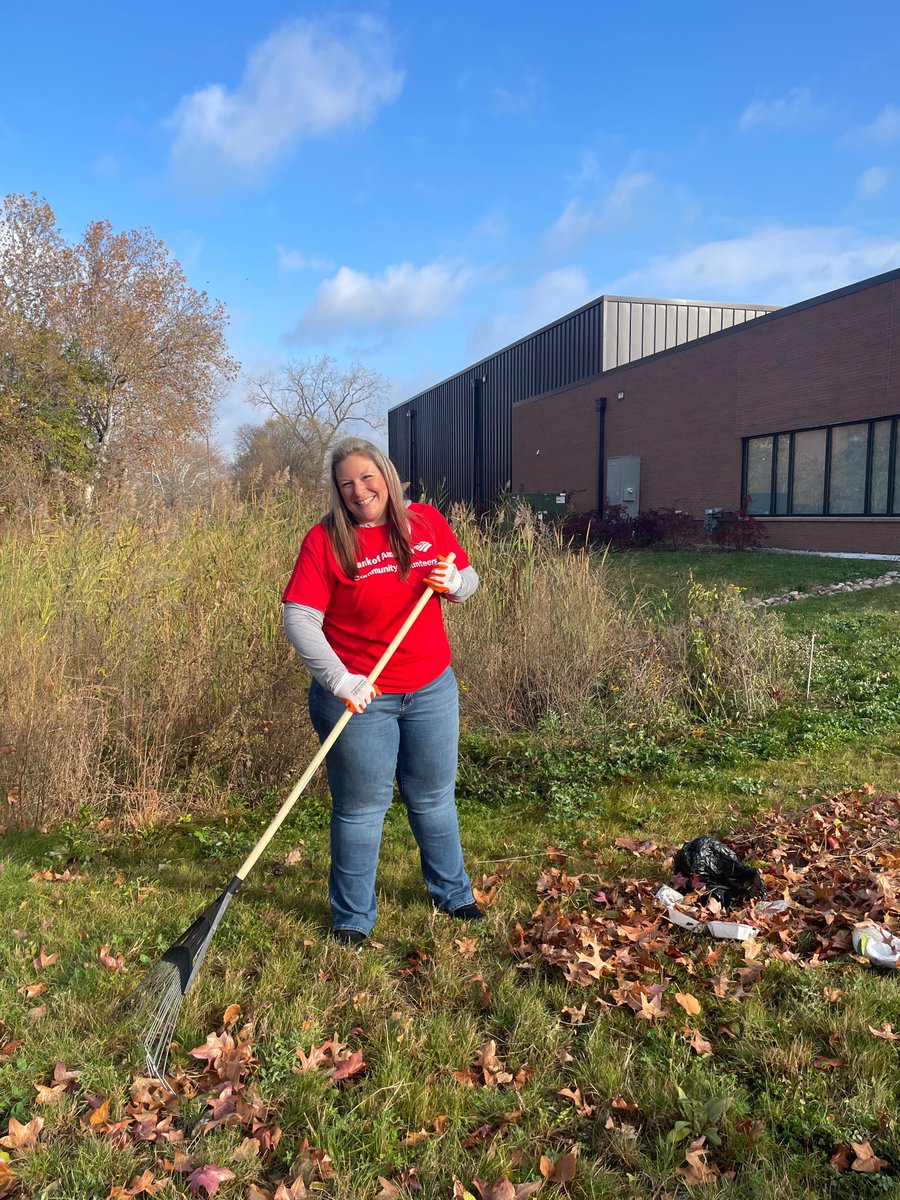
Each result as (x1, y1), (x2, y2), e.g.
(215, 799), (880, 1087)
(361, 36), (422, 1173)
(283, 564), (479, 691)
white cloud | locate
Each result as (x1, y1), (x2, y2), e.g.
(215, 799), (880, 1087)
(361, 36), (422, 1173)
(292, 258), (475, 340)
(857, 167), (891, 197)
(468, 267), (591, 360)
(608, 226), (900, 306)
(739, 87), (823, 130)
(545, 171), (654, 252)
(168, 15), (403, 183)
(276, 245), (334, 272)
(842, 103), (900, 147)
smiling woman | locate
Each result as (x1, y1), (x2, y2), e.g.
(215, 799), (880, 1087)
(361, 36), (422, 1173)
(281, 436), (482, 946)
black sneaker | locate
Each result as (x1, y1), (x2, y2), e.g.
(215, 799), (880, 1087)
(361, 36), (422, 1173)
(449, 903), (484, 921)
(332, 928), (367, 947)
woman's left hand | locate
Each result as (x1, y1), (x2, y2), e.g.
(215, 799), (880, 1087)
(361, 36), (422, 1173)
(424, 555), (461, 595)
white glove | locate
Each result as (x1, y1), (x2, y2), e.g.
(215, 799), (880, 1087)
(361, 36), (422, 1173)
(334, 672), (382, 713)
(424, 555), (462, 595)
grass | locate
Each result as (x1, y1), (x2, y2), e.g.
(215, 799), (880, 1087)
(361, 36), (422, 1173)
(2, 564), (900, 1197)
(605, 547), (899, 600)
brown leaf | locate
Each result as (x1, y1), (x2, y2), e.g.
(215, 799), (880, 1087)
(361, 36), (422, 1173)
(675, 992), (701, 1015)
(454, 937), (479, 957)
(222, 1003), (241, 1027)
(98, 945), (126, 972)
(18, 981), (47, 1000)
(850, 1141), (889, 1174)
(684, 1027), (713, 1055)
(830, 1145), (851, 1172)
(376, 1179), (404, 1200)
(868, 1022), (899, 1040)
(0, 1117), (44, 1149)
(33, 947), (58, 971)
(676, 1137), (720, 1185)
(331, 1047), (366, 1083)
(812, 1056), (846, 1070)
(186, 1163), (235, 1197)
(539, 1147), (578, 1182)
(558, 1085), (594, 1116)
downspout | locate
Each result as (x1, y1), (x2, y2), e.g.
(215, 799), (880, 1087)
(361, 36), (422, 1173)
(472, 376), (485, 511)
(595, 396), (607, 513)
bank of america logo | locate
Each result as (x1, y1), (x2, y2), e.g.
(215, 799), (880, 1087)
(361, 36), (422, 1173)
(412, 540), (432, 552)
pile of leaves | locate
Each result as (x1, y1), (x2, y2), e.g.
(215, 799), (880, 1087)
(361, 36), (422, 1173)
(516, 787), (900, 1014)
(0, 1006), (348, 1199)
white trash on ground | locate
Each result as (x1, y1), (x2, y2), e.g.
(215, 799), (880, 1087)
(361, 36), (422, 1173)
(852, 924), (900, 969)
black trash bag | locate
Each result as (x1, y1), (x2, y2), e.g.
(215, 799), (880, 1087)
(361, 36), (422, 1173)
(672, 836), (765, 906)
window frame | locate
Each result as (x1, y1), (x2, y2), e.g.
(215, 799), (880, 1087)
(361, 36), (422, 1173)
(742, 415), (900, 517)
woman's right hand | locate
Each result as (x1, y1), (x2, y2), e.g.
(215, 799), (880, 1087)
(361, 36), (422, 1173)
(335, 672), (382, 713)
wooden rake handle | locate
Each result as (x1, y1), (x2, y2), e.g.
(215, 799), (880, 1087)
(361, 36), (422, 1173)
(234, 552), (456, 882)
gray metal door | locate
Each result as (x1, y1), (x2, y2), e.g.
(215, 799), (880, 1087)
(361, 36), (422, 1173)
(607, 456), (641, 516)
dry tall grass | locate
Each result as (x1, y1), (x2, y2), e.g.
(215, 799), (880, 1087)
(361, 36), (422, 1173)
(0, 495), (790, 828)
(447, 505), (788, 737)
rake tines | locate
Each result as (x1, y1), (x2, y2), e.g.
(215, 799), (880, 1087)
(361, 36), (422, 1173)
(125, 878), (240, 1081)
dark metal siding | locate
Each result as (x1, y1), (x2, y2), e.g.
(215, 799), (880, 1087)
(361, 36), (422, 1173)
(389, 295), (776, 507)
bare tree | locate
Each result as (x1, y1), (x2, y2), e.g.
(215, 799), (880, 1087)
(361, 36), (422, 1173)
(245, 355), (387, 486)
(232, 415), (321, 497)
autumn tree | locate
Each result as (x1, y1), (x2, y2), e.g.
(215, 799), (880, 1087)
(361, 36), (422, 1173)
(1, 192), (239, 504)
(245, 356), (387, 487)
(59, 219), (238, 496)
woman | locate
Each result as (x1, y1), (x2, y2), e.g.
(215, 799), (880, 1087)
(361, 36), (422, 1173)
(282, 437), (481, 946)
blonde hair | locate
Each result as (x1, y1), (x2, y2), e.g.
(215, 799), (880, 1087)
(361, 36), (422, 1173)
(323, 437), (415, 579)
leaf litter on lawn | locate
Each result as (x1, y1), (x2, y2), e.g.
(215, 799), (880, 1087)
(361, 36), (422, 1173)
(516, 786), (900, 1003)
(513, 786), (899, 1182)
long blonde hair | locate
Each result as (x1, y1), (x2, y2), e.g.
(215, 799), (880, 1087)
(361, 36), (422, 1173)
(322, 437), (415, 579)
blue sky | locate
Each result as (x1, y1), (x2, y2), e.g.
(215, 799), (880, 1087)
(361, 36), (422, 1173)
(4, 2), (900, 451)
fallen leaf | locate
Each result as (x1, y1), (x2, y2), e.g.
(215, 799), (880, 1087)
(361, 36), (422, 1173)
(850, 1141), (889, 1174)
(675, 992), (701, 1016)
(558, 1085), (594, 1116)
(98, 945), (126, 972)
(187, 1163), (235, 1197)
(222, 1004), (241, 1027)
(539, 1147), (578, 1182)
(684, 1027), (713, 1055)
(0, 1117), (44, 1149)
(676, 1137), (720, 1185)
(454, 937), (479, 957)
(868, 1023), (899, 1041)
(331, 1047), (366, 1083)
(33, 947), (58, 971)
(230, 1137), (260, 1161)
(18, 982), (47, 1000)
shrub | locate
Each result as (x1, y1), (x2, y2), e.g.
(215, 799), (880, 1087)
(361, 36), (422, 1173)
(709, 497), (768, 551)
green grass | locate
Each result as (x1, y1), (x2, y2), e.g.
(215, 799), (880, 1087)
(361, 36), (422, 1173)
(605, 548), (899, 600)
(2, 548), (900, 1199)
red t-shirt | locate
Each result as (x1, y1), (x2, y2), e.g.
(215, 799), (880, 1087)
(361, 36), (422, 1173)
(281, 503), (470, 693)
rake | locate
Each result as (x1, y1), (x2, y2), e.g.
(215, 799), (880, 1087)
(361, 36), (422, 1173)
(127, 556), (454, 1081)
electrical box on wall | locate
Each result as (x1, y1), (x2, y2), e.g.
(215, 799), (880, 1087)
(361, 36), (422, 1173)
(607, 457), (641, 517)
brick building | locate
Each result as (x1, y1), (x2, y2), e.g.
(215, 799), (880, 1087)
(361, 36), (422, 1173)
(512, 269), (900, 554)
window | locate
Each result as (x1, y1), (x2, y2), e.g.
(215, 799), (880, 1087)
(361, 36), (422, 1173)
(792, 429), (826, 514)
(828, 423), (867, 513)
(742, 416), (900, 516)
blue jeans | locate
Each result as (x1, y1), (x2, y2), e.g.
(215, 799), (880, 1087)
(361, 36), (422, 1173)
(308, 665), (474, 934)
